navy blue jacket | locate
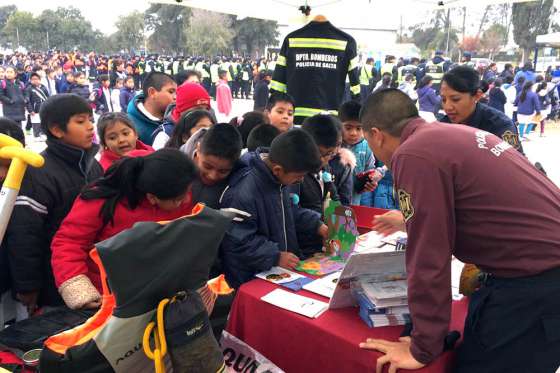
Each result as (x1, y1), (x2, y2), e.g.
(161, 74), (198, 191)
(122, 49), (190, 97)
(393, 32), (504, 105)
(440, 102), (524, 154)
(219, 149), (322, 288)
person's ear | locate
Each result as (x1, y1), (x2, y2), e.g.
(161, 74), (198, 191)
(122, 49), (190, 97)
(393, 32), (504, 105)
(147, 86), (157, 98)
(474, 90), (484, 102)
(271, 164), (284, 179)
(49, 124), (65, 139)
(146, 193), (158, 205)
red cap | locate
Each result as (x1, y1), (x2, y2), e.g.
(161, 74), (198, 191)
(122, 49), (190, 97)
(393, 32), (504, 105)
(172, 83), (211, 123)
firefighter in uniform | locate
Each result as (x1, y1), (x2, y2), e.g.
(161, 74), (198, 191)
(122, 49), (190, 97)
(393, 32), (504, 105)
(271, 15), (360, 124)
(397, 58), (419, 86)
(360, 57), (377, 104)
(381, 55), (398, 88)
(359, 88), (560, 373)
(209, 58), (220, 99)
(424, 51), (451, 93)
(439, 65), (523, 153)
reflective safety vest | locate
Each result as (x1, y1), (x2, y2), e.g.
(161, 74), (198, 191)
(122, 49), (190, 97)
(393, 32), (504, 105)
(425, 61), (445, 84)
(210, 64), (219, 83)
(360, 65), (373, 85)
(196, 62), (209, 79)
(381, 63), (395, 76)
(397, 65), (418, 84)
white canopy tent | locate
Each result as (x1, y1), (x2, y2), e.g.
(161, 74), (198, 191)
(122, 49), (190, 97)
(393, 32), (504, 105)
(536, 32), (560, 48)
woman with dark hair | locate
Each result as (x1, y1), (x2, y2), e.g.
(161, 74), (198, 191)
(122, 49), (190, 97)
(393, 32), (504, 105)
(488, 78), (507, 113)
(417, 75), (441, 122)
(514, 81), (540, 140)
(51, 149), (197, 310)
(439, 65), (523, 152)
(165, 109), (216, 149)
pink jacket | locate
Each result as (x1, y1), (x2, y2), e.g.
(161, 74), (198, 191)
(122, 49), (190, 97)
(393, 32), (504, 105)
(216, 80), (232, 116)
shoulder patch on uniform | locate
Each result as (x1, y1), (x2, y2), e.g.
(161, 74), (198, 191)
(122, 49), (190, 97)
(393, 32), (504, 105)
(502, 130), (520, 149)
(397, 189), (414, 222)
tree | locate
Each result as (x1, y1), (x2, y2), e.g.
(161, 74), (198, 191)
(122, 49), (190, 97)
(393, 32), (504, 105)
(460, 36), (481, 53)
(481, 24), (507, 58)
(2, 11), (41, 50)
(113, 11), (145, 52)
(512, 0), (554, 62)
(36, 7), (101, 51)
(232, 17), (278, 56)
(145, 4), (191, 54)
(185, 9), (232, 56)
(0, 5), (16, 30)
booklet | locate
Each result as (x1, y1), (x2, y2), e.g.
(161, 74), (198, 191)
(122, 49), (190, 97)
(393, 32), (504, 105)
(261, 288), (329, 318)
(303, 271), (341, 299)
(255, 267), (313, 291)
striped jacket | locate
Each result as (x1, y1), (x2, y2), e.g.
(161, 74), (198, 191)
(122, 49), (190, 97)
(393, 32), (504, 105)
(5, 138), (102, 307)
(271, 20), (361, 124)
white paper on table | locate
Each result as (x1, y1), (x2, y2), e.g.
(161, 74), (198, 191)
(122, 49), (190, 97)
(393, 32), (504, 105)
(261, 288), (329, 318)
(303, 271), (341, 299)
(354, 231), (385, 253)
(380, 231), (407, 246)
(30, 113), (41, 124)
(255, 267), (305, 284)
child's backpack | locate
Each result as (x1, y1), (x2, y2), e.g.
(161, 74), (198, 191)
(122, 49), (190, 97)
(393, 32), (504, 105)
(0, 79), (25, 92)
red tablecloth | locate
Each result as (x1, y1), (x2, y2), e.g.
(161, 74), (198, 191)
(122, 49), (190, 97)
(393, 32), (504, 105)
(226, 279), (469, 373)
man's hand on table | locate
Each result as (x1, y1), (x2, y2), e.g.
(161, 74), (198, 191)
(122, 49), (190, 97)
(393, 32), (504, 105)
(372, 210), (406, 236)
(278, 251), (299, 270)
(360, 336), (425, 373)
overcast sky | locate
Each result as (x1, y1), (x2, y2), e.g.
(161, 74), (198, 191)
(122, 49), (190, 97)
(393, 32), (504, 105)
(3, 0), (559, 35)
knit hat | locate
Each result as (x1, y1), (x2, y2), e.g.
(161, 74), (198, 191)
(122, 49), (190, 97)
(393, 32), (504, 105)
(172, 83), (211, 123)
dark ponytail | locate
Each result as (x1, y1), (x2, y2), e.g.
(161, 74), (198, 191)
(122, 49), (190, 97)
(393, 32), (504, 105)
(81, 148), (197, 226)
(519, 81), (533, 103)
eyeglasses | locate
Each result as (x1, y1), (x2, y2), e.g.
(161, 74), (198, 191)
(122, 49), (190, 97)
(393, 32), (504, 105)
(320, 142), (342, 159)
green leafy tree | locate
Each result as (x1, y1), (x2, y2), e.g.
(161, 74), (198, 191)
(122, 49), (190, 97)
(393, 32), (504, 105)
(232, 17), (278, 56)
(185, 9), (232, 56)
(512, 0), (554, 62)
(113, 11), (145, 52)
(0, 5), (16, 30)
(2, 10), (41, 50)
(145, 4), (191, 54)
(35, 7), (100, 51)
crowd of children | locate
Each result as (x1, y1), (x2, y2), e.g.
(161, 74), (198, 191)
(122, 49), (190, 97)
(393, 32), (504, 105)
(0, 70), (395, 331)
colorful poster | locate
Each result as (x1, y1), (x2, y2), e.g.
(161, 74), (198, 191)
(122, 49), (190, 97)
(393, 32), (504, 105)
(324, 200), (358, 261)
(296, 254), (344, 276)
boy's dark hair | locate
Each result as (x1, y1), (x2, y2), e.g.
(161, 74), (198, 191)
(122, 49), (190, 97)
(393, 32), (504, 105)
(269, 129), (321, 173)
(81, 149), (196, 226)
(266, 92), (295, 111)
(247, 124), (280, 152)
(0, 117), (25, 146)
(29, 72), (41, 80)
(301, 114), (341, 148)
(73, 71), (85, 79)
(98, 74), (110, 82)
(338, 100), (361, 123)
(199, 123), (242, 162)
(175, 70), (201, 86)
(142, 71), (175, 97)
(125, 75), (134, 82)
(97, 112), (136, 147)
(40, 94), (93, 138)
(218, 70), (227, 79)
(230, 111), (268, 146)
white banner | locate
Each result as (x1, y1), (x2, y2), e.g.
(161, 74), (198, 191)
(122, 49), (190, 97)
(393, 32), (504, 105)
(220, 331), (285, 373)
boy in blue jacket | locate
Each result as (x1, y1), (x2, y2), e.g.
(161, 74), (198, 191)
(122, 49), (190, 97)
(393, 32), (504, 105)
(220, 130), (328, 288)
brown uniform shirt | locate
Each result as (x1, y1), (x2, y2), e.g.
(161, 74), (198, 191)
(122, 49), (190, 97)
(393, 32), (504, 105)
(391, 117), (560, 364)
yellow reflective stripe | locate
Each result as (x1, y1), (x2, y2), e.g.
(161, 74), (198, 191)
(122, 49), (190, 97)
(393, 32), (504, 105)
(294, 107), (338, 117)
(348, 57), (359, 72)
(288, 37), (347, 51)
(276, 55), (287, 66)
(350, 84), (361, 95)
(270, 80), (287, 93)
